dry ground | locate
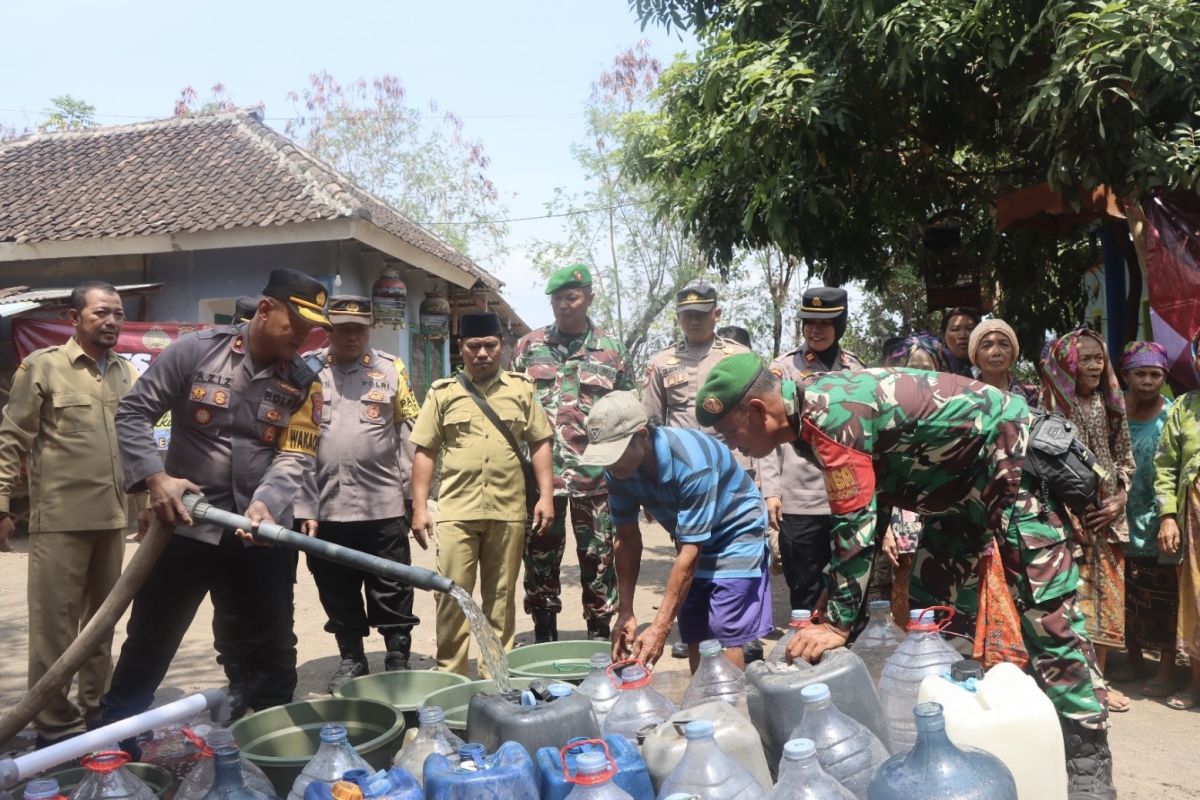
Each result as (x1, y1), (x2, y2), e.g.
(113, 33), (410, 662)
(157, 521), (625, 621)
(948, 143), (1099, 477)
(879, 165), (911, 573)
(1, 523), (1197, 797)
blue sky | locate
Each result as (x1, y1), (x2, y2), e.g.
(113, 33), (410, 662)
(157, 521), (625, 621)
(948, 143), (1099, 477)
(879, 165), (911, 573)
(0, 0), (693, 325)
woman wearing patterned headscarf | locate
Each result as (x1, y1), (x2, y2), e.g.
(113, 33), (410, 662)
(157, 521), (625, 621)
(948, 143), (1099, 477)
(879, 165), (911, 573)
(882, 332), (948, 372)
(1154, 330), (1200, 710)
(1041, 328), (1135, 711)
(1120, 341), (1177, 699)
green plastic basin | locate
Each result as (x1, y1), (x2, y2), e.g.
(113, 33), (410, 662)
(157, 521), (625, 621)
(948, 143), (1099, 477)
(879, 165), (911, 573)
(229, 697), (404, 796)
(417, 678), (536, 735)
(13, 763), (174, 799)
(505, 640), (611, 682)
(334, 670), (471, 729)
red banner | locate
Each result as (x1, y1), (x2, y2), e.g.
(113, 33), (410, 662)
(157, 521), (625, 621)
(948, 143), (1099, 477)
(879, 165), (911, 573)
(1144, 192), (1200, 390)
(13, 320), (326, 374)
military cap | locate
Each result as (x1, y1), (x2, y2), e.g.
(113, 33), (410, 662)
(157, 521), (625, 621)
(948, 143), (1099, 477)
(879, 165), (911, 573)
(676, 279), (718, 312)
(545, 264), (592, 295)
(460, 312), (503, 339)
(796, 286), (848, 320)
(695, 352), (767, 427)
(234, 295), (260, 323)
(262, 269), (331, 328)
(577, 391), (648, 467)
(328, 295), (373, 327)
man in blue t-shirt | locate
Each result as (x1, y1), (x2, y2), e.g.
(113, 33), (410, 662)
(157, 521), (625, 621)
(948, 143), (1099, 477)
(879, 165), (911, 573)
(579, 391), (772, 670)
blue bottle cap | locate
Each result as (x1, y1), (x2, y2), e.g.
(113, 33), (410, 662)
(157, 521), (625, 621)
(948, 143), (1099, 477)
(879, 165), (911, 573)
(574, 751), (607, 776)
(22, 780), (60, 800)
(458, 743), (486, 768)
(520, 690), (538, 706)
(801, 683), (831, 703)
(698, 639), (723, 656)
(683, 719), (715, 739)
(783, 738), (817, 760)
(319, 723), (349, 742)
(548, 683), (573, 698)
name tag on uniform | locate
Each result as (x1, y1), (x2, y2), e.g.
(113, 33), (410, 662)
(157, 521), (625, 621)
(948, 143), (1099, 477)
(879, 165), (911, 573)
(664, 370), (690, 387)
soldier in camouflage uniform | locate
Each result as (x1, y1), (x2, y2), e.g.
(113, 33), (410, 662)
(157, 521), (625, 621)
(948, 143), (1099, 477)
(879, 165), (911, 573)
(697, 356), (1116, 800)
(512, 265), (634, 642)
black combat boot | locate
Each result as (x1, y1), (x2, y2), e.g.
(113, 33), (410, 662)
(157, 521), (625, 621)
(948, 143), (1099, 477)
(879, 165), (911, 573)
(532, 610), (559, 643)
(586, 617), (611, 641)
(383, 631), (411, 671)
(329, 633), (369, 693)
(1061, 718), (1117, 800)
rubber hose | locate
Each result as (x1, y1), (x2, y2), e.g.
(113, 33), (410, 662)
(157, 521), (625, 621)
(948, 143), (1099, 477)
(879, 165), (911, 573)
(0, 518), (174, 747)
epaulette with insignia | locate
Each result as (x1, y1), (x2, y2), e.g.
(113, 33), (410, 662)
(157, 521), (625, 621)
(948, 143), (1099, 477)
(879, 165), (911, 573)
(430, 377), (457, 389)
(804, 350), (817, 363)
(507, 370), (535, 382)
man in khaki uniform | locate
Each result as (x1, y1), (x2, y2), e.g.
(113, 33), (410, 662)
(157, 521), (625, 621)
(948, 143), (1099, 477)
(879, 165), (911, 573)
(642, 279), (752, 658)
(295, 295), (423, 690)
(410, 312), (555, 676)
(0, 281), (147, 746)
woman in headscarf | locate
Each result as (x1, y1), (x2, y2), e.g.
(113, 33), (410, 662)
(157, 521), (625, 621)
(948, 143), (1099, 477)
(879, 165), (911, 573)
(1120, 341), (1177, 699)
(1041, 328), (1135, 711)
(877, 334), (949, 625)
(939, 306), (982, 377)
(1154, 331), (1200, 710)
(968, 318), (1039, 408)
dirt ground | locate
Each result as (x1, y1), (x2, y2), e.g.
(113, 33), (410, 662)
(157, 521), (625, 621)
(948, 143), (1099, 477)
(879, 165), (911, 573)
(1, 523), (1198, 797)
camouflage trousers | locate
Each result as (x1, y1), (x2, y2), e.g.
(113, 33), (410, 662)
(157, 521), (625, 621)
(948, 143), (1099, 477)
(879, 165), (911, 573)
(908, 475), (1109, 730)
(523, 493), (617, 621)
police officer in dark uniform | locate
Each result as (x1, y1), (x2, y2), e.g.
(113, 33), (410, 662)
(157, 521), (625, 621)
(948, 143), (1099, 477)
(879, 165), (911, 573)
(101, 270), (329, 749)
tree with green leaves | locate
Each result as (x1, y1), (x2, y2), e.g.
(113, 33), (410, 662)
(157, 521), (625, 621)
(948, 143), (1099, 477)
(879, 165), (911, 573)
(38, 95), (96, 132)
(623, 0), (1200, 344)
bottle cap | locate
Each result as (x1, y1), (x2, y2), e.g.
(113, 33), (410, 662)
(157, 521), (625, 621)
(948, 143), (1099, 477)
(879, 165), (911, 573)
(574, 751), (607, 776)
(683, 720), (714, 740)
(782, 738), (817, 760)
(800, 683), (831, 703)
(548, 683), (574, 698)
(790, 609), (812, 620)
(22, 780), (61, 800)
(330, 781), (362, 800)
(418, 705), (445, 725)
(589, 653), (613, 669)
(520, 690), (538, 707)
(868, 600), (891, 611)
(621, 664), (649, 685)
(319, 723), (349, 742)
(698, 639), (722, 656)
(951, 659), (985, 682)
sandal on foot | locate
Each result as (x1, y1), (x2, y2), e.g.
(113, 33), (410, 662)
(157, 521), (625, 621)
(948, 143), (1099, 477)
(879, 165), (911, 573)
(1141, 681), (1174, 698)
(1106, 688), (1131, 712)
(1166, 691), (1200, 710)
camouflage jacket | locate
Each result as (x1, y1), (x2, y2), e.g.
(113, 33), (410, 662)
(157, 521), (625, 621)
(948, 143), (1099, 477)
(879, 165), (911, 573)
(513, 321), (634, 496)
(792, 368), (1033, 626)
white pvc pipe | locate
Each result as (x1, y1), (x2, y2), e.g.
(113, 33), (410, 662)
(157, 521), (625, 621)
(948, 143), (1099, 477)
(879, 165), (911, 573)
(0, 690), (226, 788)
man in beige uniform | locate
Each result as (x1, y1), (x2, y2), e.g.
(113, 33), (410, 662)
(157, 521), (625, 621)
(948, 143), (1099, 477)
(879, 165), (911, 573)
(410, 312), (555, 676)
(296, 295), (423, 690)
(642, 280), (750, 431)
(642, 279), (751, 658)
(0, 281), (147, 746)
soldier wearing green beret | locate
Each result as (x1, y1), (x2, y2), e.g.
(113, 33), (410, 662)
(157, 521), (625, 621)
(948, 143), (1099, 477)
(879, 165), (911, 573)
(695, 353), (1115, 798)
(512, 264), (634, 642)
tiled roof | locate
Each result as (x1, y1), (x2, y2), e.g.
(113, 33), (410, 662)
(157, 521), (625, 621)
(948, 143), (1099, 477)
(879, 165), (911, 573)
(0, 111), (497, 288)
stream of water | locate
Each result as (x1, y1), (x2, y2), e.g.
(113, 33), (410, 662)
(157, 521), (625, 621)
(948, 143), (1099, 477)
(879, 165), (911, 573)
(448, 584), (512, 692)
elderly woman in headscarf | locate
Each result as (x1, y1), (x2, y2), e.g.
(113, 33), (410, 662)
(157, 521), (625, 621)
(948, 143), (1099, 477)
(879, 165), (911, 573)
(877, 334), (949, 624)
(939, 306), (982, 377)
(968, 318), (1038, 407)
(1119, 341), (1177, 699)
(1041, 328), (1135, 711)
(1154, 332), (1200, 710)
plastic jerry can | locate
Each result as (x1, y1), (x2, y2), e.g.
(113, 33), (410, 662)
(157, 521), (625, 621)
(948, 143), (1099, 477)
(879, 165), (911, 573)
(467, 682), (600, 758)
(917, 660), (1067, 800)
(537, 737), (654, 800)
(867, 702), (1016, 800)
(656, 720), (766, 800)
(747, 647), (887, 770)
(423, 742), (540, 800)
(641, 700), (772, 794)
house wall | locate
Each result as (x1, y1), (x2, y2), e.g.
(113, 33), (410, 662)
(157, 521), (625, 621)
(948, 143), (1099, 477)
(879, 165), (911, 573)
(0, 240), (454, 396)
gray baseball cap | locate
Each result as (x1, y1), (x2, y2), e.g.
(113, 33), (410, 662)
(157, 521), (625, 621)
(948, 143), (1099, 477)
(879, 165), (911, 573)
(577, 391), (648, 467)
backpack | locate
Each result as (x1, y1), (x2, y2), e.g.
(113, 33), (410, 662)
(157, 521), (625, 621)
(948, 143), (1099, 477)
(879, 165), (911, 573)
(1022, 409), (1104, 515)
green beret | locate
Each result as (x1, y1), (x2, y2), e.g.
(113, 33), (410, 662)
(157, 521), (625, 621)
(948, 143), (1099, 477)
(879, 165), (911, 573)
(545, 264), (592, 295)
(695, 352), (766, 426)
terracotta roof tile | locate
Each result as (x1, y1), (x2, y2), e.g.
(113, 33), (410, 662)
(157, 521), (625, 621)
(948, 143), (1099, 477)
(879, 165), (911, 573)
(0, 111), (497, 288)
